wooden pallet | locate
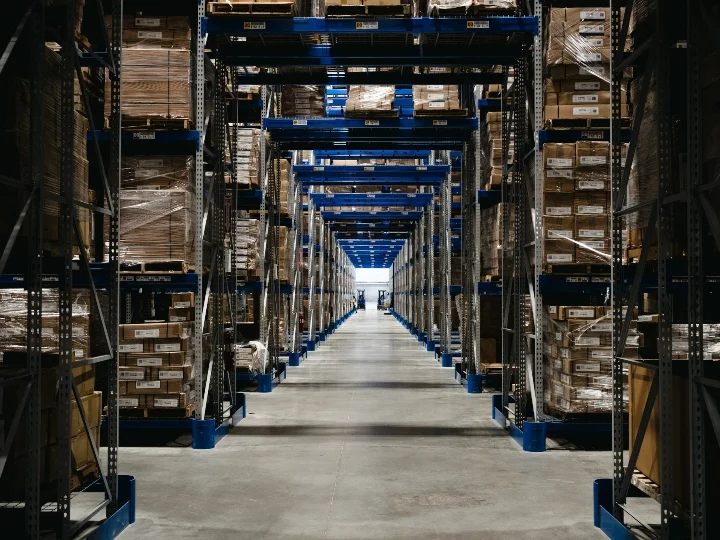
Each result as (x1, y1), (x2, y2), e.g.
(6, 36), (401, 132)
(326, 4), (410, 17)
(120, 260), (192, 274)
(119, 405), (194, 419)
(414, 108), (468, 118)
(345, 109), (399, 118)
(544, 117), (632, 130)
(208, 1), (296, 17)
(107, 116), (194, 130)
(625, 245), (658, 263)
(480, 274), (501, 282)
(480, 362), (503, 375)
(543, 263), (611, 275)
(429, 6), (515, 17)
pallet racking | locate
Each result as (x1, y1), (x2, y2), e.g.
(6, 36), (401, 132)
(0, 0), (134, 537)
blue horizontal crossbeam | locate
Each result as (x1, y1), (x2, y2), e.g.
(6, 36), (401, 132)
(539, 128), (633, 145)
(314, 150), (431, 158)
(329, 223), (415, 231)
(236, 71), (506, 85)
(266, 118), (477, 130)
(322, 211), (423, 221)
(204, 16), (538, 36)
(310, 193), (433, 208)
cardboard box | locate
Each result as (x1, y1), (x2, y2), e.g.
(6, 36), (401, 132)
(147, 392), (192, 409)
(543, 192), (574, 217)
(544, 239), (574, 264)
(543, 174), (575, 193)
(575, 141), (610, 167)
(575, 215), (609, 239)
(550, 104), (630, 119)
(171, 292), (195, 309)
(118, 395), (146, 408)
(120, 322), (191, 340)
(544, 216), (575, 240)
(543, 143), (576, 168)
(575, 191), (608, 215)
(119, 367), (147, 380)
(120, 351), (187, 367)
(168, 307), (194, 322)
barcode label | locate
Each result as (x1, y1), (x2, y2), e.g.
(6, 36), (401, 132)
(547, 158), (573, 167)
(356, 21), (379, 30)
(159, 370), (184, 380)
(574, 106), (600, 116)
(569, 309), (595, 318)
(120, 370), (145, 380)
(591, 349), (612, 359)
(433, 120), (448, 126)
(138, 357), (163, 366)
(575, 81), (601, 90)
(155, 343), (181, 352)
(548, 230), (573, 239)
(576, 336), (601, 346)
(467, 21), (490, 29)
(547, 254), (573, 262)
(578, 229), (606, 238)
(578, 205), (605, 214)
(133, 132), (155, 140)
(575, 363), (601, 373)
(292, 119), (307, 126)
(581, 10), (606, 20)
(580, 24), (605, 34)
(546, 207), (572, 216)
(546, 169), (573, 178)
(578, 180), (606, 189)
(119, 343), (143, 353)
(135, 18), (160, 27)
(573, 94), (599, 103)
(579, 156), (607, 166)
(365, 120), (380, 126)
(244, 22), (266, 30)
(135, 329), (160, 338)
(426, 85), (444, 90)
(136, 380), (161, 389)
(138, 31), (163, 39)
(174, 301), (191, 308)
(119, 398), (139, 407)
(154, 398), (179, 408)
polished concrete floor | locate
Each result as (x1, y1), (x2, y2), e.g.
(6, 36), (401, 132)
(119, 309), (608, 540)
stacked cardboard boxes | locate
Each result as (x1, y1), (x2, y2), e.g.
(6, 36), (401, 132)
(235, 216), (260, 277)
(1, 46), (92, 257)
(542, 142), (614, 266)
(412, 85), (462, 114)
(427, 0), (516, 16)
(281, 86), (325, 117)
(480, 111), (514, 190)
(479, 203), (514, 279)
(230, 128), (261, 188)
(115, 156), (195, 265)
(105, 16), (192, 124)
(544, 305), (639, 414)
(0, 364), (102, 500)
(345, 85), (395, 116)
(544, 8), (629, 125)
(118, 295), (196, 414)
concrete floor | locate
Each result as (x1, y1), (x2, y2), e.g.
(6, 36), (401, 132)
(119, 309), (609, 540)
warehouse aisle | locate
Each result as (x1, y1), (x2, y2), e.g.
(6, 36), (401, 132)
(119, 309), (607, 540)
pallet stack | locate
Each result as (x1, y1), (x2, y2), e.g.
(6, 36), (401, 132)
(345, 86), (397, 118)
(115, 156), (195, 269)
(542, 142), (613, 268)
(480, 111), (514, 190)
(230, 128), (261, 189)
(427, 0), (515, 17)
(118, 295), (196, 418)
(544, 7), (629, 128)
(105, 16), (192, 127)
(208, 0), (297, 17)
(281, 86), (325, 117)
(0, 289), (100, 498)
(544, 305), (640, 415)
(325, 0), (411, 17)
(412, 85), (466, 117)
(235, 216), (260, 279)
(479, 203), (514, 280)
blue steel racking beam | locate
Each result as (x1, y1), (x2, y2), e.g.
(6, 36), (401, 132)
(313, 150), (431, 159)
(310, 193), (433, 208)
(322, 211), (423, 221)
(265, 118), (477, 130)
(203, 16), (539, 36)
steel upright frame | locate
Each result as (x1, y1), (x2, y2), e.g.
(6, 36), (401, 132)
(0, 0), (123, 536)
(606, 1), (720, 538)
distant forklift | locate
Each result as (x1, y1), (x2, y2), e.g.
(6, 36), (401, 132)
(357, 290), (366, 310)
(377, 290), (387, 310)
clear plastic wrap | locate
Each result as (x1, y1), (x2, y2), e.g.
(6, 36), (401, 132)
(544, 307), (635, 414)
(544, 8), (631, 124)
(480, 111), (514, 190)
(427, 0), (515, 15)
(227, 128), (260, 188)
(412, 85), (461, 112)
(105, 16), (191, 49)
(105, 49), (192, 122)
(234, 342), (267, 374)
(3, 47), (91, 255)
(541, 143), (611, 265)
(345, 85), (395, 116)
(281, 85), (325, 117)
(117, 190), (195, 264)
(120, 156), (192, 190)
(671, 325), (720, 360)
(479, 203), (514, 278)
(235, 217), (260, 274)
(0, 290), (91, 360)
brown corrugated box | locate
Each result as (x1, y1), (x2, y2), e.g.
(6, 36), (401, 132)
(574, 191), (608, 215)
(171, 292), (195, 309)
(149, 365), (193, 381)
(575, 215), (609, 239)
(544, 216), (575, 240)
(543, 192), (574, 217)
(120, 322), (191, 340)
(543, 143), (576, 168)
(120, 351), (187, 367)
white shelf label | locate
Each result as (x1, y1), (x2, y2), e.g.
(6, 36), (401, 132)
(292, 119), (307, 126)
(244, 22), (266, 30)
(365, 120), (380, 126)
(432, 120), (448, 126)
(133, 132), (155, 140)
(356, 21), (379, 30)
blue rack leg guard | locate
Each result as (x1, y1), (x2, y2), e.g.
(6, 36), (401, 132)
(467, 373), (482, 393)
(88, 474), (136, 538)
(288, 352), (300, 367)
(441, 352), (453, 367)
(426, 339), (435, 352)
(257, 373), (273, 393)
(522, 421), (546, 452)
(593, 479), (633, 539)
(417, 331), (425, 342)
(191, 418), (216, 449)
(306, 340), (316, 352)
(318, 331), (326, 342)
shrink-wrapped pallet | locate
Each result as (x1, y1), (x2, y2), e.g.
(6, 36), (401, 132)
(345, 85), (395, 116)
(281, 85), (325, 117)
